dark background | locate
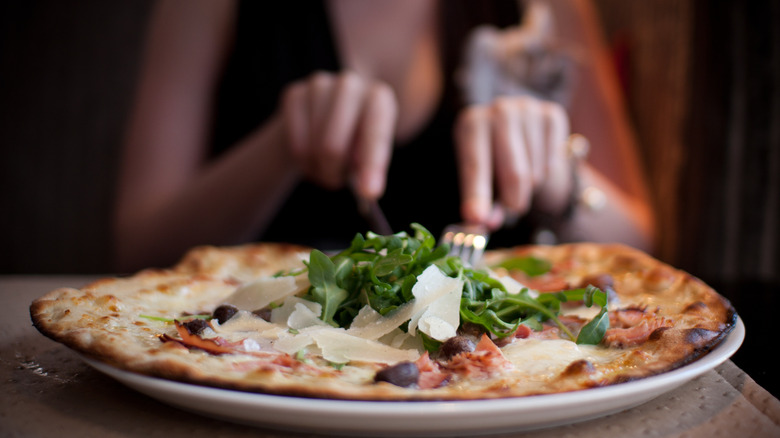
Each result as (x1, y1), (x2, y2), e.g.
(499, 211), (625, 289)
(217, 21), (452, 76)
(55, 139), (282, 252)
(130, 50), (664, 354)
(1, 0), (151, 273)
(1, 0), (778, 395)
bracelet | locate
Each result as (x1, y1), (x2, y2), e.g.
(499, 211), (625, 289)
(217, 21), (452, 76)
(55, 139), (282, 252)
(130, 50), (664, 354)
(561, 134), (589, 219)
(530, 134), (606, 244)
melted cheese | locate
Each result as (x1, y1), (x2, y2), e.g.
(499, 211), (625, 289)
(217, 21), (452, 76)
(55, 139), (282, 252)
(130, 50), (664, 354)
(502, 339), (622, 379)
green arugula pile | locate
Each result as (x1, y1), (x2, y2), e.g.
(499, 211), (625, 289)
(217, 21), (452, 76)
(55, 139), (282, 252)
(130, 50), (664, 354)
(290, 223), (608, 348)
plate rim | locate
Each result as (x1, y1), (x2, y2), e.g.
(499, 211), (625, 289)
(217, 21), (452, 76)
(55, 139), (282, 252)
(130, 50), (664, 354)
(82, 317), (745, 435)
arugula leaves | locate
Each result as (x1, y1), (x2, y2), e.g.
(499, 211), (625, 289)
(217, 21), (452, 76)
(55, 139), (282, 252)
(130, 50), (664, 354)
(306, 250), (349, 326)
(493, 256), (551, 277)
(459, 284), (608, 343)
(294, 223), (609, 345)
(299, 223), (448, 327)
(576, 307), (610, 345)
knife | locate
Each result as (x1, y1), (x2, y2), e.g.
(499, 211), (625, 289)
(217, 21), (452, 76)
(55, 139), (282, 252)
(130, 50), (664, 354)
(356, 196), (393, 236)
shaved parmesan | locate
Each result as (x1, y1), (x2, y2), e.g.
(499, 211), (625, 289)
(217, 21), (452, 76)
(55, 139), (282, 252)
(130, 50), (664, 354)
(225, 276), (307, 311)
(270, 296), (322, 326)
(418, 315), (457, 341)
(407, 265), (463, 340)
(377, 328), (424, 350)
(287, 302), (330, 330)
(346, 302), (416, 340)
(349, 305), (383, 329)
(273, 332), (315, 355)
(310, 329), (420, 364)
(347, 266), (464, 341)
(214, 310), (281, 336)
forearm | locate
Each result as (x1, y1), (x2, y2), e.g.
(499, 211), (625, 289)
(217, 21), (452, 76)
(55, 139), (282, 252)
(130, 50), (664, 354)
(555, 164), (655, 252)
(537, 0), (654, 250)
(113, 116), (299, 272)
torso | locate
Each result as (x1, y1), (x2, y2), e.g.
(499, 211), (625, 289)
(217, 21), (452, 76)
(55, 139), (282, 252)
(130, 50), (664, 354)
(211, 0), (522, 249)
(326, 0), (443, 142)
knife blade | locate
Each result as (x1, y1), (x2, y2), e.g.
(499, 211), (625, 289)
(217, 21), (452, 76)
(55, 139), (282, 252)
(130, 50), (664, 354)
(356, 197), (393, 236)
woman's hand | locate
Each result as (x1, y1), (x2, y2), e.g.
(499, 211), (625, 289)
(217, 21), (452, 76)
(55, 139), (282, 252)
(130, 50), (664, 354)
(455, 95), (572, 230)
(281, 71), (398, 201)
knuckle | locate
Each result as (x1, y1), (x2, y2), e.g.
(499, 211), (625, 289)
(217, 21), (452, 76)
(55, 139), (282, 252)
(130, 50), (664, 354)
(309, 71), (334, 90)
(491, 96), (514, 112)
(518, 96), (540, 113)
(310, 70), (332, 82)
(490, 98), (517, 121)
(513, 94), (536, 106)
(364, 83), (398, 122)
(281, 82), (305, 109)
(456, 106), (484, 136)
(339, 71), (365, 92)
(459, 105), (487, 126)
(543, 101), (569, 126)
(369, 82), (396, 107)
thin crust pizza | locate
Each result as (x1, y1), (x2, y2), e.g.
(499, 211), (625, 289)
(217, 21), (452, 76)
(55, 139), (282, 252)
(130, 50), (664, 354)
(30, 225), (737, 401)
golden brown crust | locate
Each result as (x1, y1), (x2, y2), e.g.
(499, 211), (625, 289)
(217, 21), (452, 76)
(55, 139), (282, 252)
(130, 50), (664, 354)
(30, 242), (737, 401)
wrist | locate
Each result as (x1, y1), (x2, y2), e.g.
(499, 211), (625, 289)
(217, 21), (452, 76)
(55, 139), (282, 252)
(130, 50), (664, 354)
(530, 135), (606, 243)
(534, 134), (590, 215)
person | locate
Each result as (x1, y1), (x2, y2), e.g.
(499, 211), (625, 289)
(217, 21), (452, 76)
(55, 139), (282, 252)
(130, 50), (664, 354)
(113, 0), (655, 272)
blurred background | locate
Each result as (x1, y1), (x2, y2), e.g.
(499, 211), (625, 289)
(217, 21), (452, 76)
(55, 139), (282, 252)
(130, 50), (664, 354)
(1, 0), (150, 274)
(1, 0), (778, 284)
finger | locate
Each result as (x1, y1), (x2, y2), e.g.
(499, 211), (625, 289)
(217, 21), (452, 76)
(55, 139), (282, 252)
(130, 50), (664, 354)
(517, 97), (546, 186)
(491, 98), (533, 216)
(281, 80), (310, 169)
(487, 204), (505, 230)
(543, 101), (570, 173)
(316, 72), (367, 189)
(455, 105), (493, 224)
(351, 82), (397, 200)
(538, 101), (573, 212)
(306, 72), (336, 182)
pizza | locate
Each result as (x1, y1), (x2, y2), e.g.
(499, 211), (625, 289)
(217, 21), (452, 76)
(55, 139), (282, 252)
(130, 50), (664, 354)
(30, 224), (737, 401)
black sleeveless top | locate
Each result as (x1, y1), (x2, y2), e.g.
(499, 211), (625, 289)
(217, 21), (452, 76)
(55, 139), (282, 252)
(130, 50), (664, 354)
(211, 0), (522, 250)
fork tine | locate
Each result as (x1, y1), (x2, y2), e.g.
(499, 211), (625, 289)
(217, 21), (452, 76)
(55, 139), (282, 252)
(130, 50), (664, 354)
(465, 232), (488, 266)
(440, 224), (489, 266)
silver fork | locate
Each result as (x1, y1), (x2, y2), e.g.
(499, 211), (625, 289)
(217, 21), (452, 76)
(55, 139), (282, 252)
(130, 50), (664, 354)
(440, 223), (489, 267)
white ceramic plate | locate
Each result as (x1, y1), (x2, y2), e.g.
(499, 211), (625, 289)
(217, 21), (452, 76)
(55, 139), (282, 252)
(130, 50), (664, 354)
(84, 318), (744, 437)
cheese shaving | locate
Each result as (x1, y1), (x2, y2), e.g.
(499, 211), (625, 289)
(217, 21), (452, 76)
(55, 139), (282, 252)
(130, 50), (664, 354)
(310, 328), (420, 364)
(407, 265), (464, 340)
(225, 276), (308, 311)
(270, 296), (322, 326)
